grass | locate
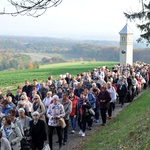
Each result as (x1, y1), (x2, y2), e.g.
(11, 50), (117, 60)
(0, 61), (117, 91)
(22, 52), (62, 62)
(80, 89), (150, 150)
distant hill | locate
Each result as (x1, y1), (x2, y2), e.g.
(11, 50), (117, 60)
(0, 36), (149, 65)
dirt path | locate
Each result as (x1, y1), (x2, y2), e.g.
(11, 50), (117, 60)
(52, 102), (129, 150)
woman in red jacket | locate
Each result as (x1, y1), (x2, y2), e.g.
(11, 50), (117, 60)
(69, 91), (79, 133)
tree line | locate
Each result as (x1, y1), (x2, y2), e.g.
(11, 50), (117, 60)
(0, 36), (150, 65)
(0, 52), (39, 71)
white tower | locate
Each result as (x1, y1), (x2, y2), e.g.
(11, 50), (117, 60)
(119, 23), (133, 66)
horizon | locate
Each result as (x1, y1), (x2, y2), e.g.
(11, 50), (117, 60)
(0, 34), (147, 49)
(0, 0), (142, 40)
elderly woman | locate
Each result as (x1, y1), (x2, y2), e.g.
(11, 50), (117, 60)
(17, 108), (32, 138)
(1, 116), (22, 150)
(47, 95), (65, 150)
(106, 82), (116, 119)
(43, 91), (53, 110)
(31, 94), (46, 122)
(29, 111), (47, 150)
(97, 86), (111, 126)
(16, 101), (29, 117)
(0, 130), (11, 150)
(20, 95), (32, 117)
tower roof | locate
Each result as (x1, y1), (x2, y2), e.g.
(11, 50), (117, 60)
(119, 23), (133, 34)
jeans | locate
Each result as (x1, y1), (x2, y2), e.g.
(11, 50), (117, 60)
(94, 106), (100, 120)
(70, 116), (77, 130)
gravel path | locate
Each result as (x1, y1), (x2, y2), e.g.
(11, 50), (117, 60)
(52, 102), (129, 150)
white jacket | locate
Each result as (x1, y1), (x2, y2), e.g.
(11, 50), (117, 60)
(107, 86), (116, 103)
(47, 103), (65, 126)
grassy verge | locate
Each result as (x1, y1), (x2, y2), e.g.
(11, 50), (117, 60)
(80, 89), (150, 150)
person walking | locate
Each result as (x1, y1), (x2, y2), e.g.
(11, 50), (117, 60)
(60, 92), (72, 145)
(29, 111), (47, 150)
(97, 86), (111, 126)
(31, 94), (46, 122)
(69, 91), (78, 133)
(0, 130), (12, 150)
(117, 79), (128, 107)
(1, 116), (22, 150)
(106, 82), (116, 119)
(47, 95), (65, 150)
(76, 92), (91, 137)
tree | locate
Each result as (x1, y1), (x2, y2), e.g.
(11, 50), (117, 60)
(124, 0), (150, 45)
(0, 0), (63, 17)
(26, 61), (34, 69)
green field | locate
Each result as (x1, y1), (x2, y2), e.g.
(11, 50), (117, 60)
(0, 61), (117, 92)
(22, 52), (62, 62)
(80, 89), (150, 150)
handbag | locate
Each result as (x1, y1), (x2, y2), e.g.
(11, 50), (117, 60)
(21, 137), (31, 150)
(12, 126), (30, 150)
(59, 118), (66, 128)
(88, 108), (95, 116)
(42, 143), (50, 150)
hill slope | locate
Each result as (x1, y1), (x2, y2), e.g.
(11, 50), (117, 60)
(81, 89), (150, 150)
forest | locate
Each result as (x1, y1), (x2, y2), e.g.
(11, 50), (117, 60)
(0, 36), (149, 71)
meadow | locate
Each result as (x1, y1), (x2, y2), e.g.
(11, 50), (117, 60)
(0, 61), (117, 91)
(80, 89), (150, 150)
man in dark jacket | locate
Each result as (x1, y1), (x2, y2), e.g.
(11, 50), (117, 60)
(39, 82), (49, 100)
(22, 80), (33, 99)
(117, 79), (128, 107)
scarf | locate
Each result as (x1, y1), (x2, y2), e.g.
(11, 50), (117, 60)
(62, 99), (69, 106)
(33, 102), (39, 111)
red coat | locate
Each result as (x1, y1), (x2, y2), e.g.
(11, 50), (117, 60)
(70, 96), (79, 116)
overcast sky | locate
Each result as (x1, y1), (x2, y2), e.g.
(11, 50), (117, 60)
(0, 0), (142, 41)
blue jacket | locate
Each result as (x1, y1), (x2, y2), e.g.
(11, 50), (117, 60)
(87, 93), (96, 109)
(36, 84), (41, 91)
(2, 105), (12, 115)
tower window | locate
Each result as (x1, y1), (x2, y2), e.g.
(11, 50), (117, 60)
(122, 36), (125, 41)
(121, 50), (126, 54)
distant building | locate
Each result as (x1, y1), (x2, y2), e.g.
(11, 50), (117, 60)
(119, 23), (133, 65)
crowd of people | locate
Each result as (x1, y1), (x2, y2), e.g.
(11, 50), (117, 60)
(0, 62), (150, 150)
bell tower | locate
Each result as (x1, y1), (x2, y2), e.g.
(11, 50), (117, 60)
(119, 23), (133, 66)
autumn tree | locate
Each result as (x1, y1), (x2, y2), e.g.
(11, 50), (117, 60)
(26, 61), (34, 69)
(124, 0), (150, 45)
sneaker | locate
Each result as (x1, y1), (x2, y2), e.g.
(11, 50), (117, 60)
(59, 146), (62, 150)
(108, 116), (112, 119)
(71, 130), (75, 134)
(82, 132), (85, 137)
(95, 119), (99, 123)
(79, 130), (83, 135)
(88, 126), (92, 130)
(101, 123), (106, 126)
